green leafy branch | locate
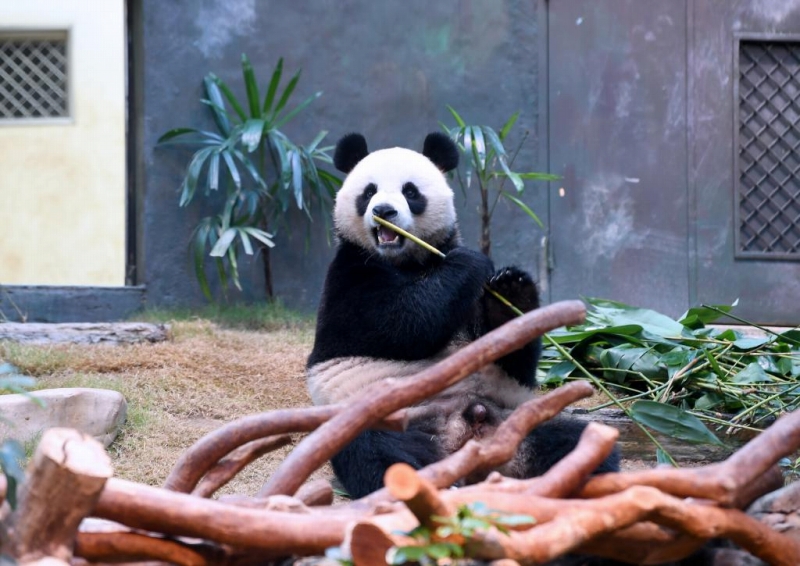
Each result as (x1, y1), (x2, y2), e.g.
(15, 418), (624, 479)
(388, 502), (534, 565)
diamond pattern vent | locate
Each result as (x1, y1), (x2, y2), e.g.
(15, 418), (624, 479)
(738, 40), (800, 258)
(0, 34), (68, 120)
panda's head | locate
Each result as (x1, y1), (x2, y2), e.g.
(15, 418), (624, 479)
(332, 132), (460, 263)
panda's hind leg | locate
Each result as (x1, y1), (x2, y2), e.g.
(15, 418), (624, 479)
(331, 428), (444, 499)
(483, 266), (542, 387)
(517, 416), (620, 477)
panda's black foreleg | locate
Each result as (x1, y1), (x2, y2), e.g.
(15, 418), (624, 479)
(518, 416), (620, 477)
(483, 266), (542, 388)
(331, 428), (445, 499)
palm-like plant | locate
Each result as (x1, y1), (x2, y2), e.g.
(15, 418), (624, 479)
(442, 106), (558, 257)
(158, 54), (340, 300)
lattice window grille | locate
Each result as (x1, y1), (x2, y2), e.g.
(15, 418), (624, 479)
(0, 34), (68, 120)
(737, 40), (800, 258)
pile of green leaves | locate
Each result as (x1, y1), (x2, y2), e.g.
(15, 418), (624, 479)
(541, 299), (800, 446)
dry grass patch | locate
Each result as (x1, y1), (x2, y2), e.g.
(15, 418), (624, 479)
(0, 320), (328, 496)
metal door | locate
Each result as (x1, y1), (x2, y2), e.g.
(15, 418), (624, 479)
(547, 0), (690, 317)
(547, 0), (800, 325)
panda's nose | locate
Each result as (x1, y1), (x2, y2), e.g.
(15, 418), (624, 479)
(372, 204), (397, 220)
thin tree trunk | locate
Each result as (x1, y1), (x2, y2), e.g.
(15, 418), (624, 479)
(262, 244), (274, 301)
(479, 180), (491, 257)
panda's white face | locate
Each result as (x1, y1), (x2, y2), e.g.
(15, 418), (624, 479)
(334, 147), (457, 260)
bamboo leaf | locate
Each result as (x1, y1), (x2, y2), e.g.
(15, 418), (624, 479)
(731, 362), (771, 384)
(471, 126), (487, 171)
(238, 228), (254, 255)
(499, 111), (519, 140)
(501, 192), (544, 228)
(631, 400), (724, 446)
(446, 104), (466, 128)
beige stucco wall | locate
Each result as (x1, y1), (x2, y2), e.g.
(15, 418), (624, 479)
(0, 0), (126, 286)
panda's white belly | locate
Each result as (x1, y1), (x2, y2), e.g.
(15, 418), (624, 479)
(306, 346), (534, 412)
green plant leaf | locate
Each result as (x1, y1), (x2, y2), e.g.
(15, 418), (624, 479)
(274, 91), (322, 129)
(631, 400), (724, 446)
(241, 118), (266, 152)
(471, 126), (487, 170)
(731, 362), (771, 384)
(157, 127), (201, 144)
(446, 105), (466, 128)
(290, 150), (304, 208)
(191, 220), (214, 300)
(242, 227), (275, 248)
(515, 171), (560, 180)
(498, 111), (519, 141)
(0, 440), (24, 509)
(210, 228), (237, 257)
(241, 53), (261, 118)
(273, 69), (301, 117)
(656, 447), (675, 466)
(501, 192), (544, 228)
(263, 57), (283, 114)
(206, 152), (220, 192)
(210, 73), (247, 123)
(679, 304), (735, 329)
(221, 151), (242, 189)
(202, 74), (234, 134)
(586, 298), (685, 338)
(180, 147), (216, 207)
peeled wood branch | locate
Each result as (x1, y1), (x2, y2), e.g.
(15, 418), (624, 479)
(581, 407), (800, 506)
(192, 434), (292, 498)
(94, 477), (348, 555)
(75, 531), (222, 566)
(385, 463), (454, 529)
(165, 405), (407, 494)
(6, 428), (112, 563)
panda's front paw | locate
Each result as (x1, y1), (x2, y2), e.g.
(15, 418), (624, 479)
(485, 266), (540, 326)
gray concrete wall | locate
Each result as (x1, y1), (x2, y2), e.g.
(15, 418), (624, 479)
(141, 0), (547, 313)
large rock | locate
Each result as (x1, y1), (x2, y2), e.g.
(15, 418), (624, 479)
(0, 322), (169, 345)
(0, 388), (127, 447)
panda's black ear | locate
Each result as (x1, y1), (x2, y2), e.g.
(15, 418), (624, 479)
(422, 132), (459, 173)
(334, 133), (369, 174)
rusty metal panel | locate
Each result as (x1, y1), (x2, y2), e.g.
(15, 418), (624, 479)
(547, 0), (690, 317)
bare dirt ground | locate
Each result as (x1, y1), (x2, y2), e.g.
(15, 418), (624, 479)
(0, 320), (329, 496)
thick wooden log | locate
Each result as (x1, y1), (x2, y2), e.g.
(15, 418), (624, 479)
(8, 428), (112, 563)
(0, 322), (169, 345)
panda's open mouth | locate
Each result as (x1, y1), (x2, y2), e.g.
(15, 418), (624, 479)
(375, 226), (404, 248)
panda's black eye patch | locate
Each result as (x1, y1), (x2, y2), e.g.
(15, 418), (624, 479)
(402, 182), (427, 215)
(356, 183), (377, 217)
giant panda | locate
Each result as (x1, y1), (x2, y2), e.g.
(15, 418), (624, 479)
(307, 132), (619, 499)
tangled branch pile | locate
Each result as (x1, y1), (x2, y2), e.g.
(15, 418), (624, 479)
(2, 301), (800, 565)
